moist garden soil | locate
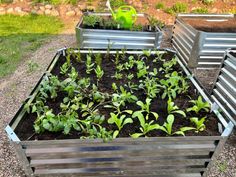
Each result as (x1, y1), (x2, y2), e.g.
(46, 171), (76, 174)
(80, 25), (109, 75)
(15, 51), (220, 141)
(182, 17), (236, 33)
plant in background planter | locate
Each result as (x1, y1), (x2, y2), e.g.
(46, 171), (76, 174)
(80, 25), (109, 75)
(5, 49), (233, 177)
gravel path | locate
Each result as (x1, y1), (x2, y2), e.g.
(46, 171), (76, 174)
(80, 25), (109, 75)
(0, 29), (235, 177)
(0, 33), (76, 177)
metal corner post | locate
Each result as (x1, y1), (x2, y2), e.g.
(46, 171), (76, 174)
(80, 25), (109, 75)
(188, 32), (202, 68)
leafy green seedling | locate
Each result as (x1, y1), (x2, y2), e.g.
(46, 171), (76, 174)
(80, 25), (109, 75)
(133, 98), (159, 120)
(94, 65), (104, 83)
(68, 67), (78, 81)
(187, 96), (211, 114)
(112, 72), (123, 80)
(108, 113), (133, 138)
(139, 76), (161, 98)
(159, 115), (195, 136)
(86, 54), (94, 74)
(190, 117), (206, 132)
(131, 112), (160, 138)
(60, 62), (70, 75)
(95, 53), (102, 66)
(167, 99), (186, 117)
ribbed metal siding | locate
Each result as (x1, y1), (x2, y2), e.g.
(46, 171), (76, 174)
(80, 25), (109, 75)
(76, 13), (163, 49)
(211, 49), (236, 125)
(172, 14), (236, 69)
(21, 137), (221, 176)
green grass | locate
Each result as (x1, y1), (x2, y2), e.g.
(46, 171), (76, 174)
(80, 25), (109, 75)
(32, 0), (77, 5)
(155, 2), (165, 10)
(165, 2), (188, 15)
(191, 7), (208, 13)
(0, 14), (63, 77)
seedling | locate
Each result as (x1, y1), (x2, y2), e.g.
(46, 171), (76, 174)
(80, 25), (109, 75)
(133, 98), (159, 120)
(86, 54), (95, 74)
(108, 113), (133, 138)
(139, 76), (161, 98)
(131, 113), (160, 138)
(167, 99), (186, 117)
(112, 72), (123, 80)
(94, 65), (104, 84)
(158, 115), (195, 136)
(60, 62), (70, 75)
(187, 96), (211, 114)
(190, 117), (206, 132)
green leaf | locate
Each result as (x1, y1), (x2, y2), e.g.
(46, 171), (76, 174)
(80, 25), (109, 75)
(32, 105), (37, 113)
(113, 130), (119, 138)
(131, 133), (143, 138)
(123, 110), (133, 114)
(174, 131), (185, 136)
(173, 110), (186, 117)
(166, 114), (174, 135)
(42, 119), (51, 130)
(180, 127), (195, 132)
(151, 112), (159, 120)
(123, 118), (133, 126)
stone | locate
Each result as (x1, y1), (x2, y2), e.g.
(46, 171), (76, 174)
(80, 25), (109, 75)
(44, 9), (51, 15)
(0, 9), (6, 15)
(6, 8), (14, 14)
(22, 7), (31, 12)
(33, 6), (39, 10)
(45, 4), (52, 10)
(66, 10), (75, 16)
(39, 6), (45, 11)
(51, 9), (59, 16)
(0, 7), (5, 11)
(14, 7), (22, 13)
(37, 10), (44, 15)
(78, 4), (87, 10)
(211, 8), (218, 13)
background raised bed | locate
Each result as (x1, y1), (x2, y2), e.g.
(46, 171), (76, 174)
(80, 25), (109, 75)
(172, 14), (236, 69)
(76, 13), (163, 49)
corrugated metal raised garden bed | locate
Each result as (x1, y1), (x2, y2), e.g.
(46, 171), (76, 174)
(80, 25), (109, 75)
(172, 14), (236, 69)
(211, 48), (236, 126)
(6, 49), (233, 177)
(76, 13), (163, 49)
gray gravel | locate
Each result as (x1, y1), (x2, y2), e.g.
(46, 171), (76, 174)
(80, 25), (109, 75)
(0, 29), (235, 177)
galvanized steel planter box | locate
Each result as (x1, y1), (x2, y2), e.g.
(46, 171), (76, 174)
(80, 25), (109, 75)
(172, 14), (236, 69)
(5, 49), (233, 177)
(211, 48), (236, 126)
(76, 13), (163, 49)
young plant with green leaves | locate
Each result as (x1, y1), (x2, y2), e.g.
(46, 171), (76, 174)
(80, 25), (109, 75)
(133, 98), (159, 120)
(187, 96), (211, 114)
(167, 99), (186, 117)
(60, 62), (70, 75)
(159, 115), (195, 136)
(190, 117), (206, 132)
(131, 112), (160, 138)
(95, 53), (102, 66)
(86, 54), (95, 74)
(108, 113), (133, 138)
(159, 57), (177, 75)
(139, 76), (161, 98)
(94, 65), (104, 84)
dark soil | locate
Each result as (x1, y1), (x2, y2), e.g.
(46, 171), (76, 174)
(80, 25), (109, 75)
(15, 51), (220, 141)
(183, 17), (236, 33)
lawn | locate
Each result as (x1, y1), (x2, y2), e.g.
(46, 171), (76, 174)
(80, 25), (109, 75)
(0, 14), (64, 78)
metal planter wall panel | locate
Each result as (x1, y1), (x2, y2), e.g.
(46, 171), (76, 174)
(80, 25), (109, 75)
(5, 49), (234, 177)
(211, 49), (236, 125)
(172, 14), (236, 69)
(76, 13), (163, 49)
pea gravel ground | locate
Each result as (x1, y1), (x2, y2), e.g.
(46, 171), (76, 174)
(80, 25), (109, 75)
(0, 28), (235, 177)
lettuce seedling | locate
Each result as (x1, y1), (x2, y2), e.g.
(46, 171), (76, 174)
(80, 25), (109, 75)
(108, 113), (133, 138)
(133, 98), (159, 120)
(60, 62), (70, 75)
(187, 96), (211, 114)
(86, 54), (94, 74)
(167, 99), (186, 117)
(158, 115), (195, 136)
(190, 117), (206, 132)
(94, 65), (104, 84)
(131, 112), (160, 138)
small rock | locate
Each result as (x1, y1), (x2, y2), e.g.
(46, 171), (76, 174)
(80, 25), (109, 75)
(45, 4), (52, 10)
(14, 7), (22, 13)
(37, 10), (44, 15)
(22, 7), (31, 12)
(0, 7), (5, 11)
(66, 10), (75, 16)
(6, 8), (14, 14)
(51, 9), (59, 16)
(44, 9), (51, 15)
(0, 9), (6, 15)
(33, 6), (39, 10)
(211, 8), (218, 13)
(78, 4), (86, 10)
(39, 6), (45, 11)
(31, 9), (37, 14)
